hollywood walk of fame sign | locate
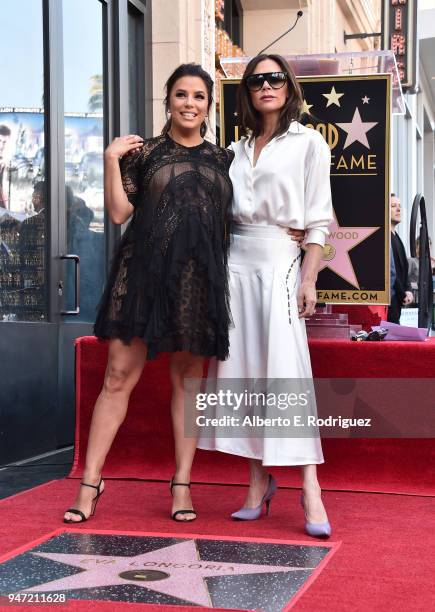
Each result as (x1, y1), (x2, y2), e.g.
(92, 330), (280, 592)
(220, 74), (391, 304)
(0, 530), (338, 610)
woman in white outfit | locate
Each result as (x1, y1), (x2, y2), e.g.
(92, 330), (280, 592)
(198, 54), (333, 537)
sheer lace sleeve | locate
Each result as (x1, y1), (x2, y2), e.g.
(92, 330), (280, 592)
(119, 152), (140, 208)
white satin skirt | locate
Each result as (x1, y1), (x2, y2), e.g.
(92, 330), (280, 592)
(197, 223), (324, 466)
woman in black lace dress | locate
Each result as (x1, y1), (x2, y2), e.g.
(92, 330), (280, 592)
(63, 64), (233, 524)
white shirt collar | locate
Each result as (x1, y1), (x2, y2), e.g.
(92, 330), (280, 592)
(286, 120), (309, 135)
(244, 120), (308, 149)
(242, 121), (308, 165)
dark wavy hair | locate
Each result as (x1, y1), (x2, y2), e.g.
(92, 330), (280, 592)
(162, 63), (214, 138)
(237, 54), (303, 144)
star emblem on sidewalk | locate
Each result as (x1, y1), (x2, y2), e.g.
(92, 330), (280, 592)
(322, 86), (344, 107)
(23, 539), (313, 607)
(336, 107), (378, 149)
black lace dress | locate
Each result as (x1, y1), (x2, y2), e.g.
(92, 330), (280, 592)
(94, 133), (235, 360)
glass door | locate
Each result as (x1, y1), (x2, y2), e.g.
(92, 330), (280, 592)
(63, 0), (106, 321)
(0, 0), (148, 464)
(0, 7), (47, 322)
(57, 0), (149, 447)
(57, 0), (107, 447)
(0, 0), (56, 463)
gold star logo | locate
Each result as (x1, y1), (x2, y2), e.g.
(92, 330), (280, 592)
(301, 99), (313, 115)
(322, 86), (344, 108)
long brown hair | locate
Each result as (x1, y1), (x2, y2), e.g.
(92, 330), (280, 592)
(162, 63), (214, 138)
(237, 54), (303, 144)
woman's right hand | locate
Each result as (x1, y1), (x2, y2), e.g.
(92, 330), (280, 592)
(287, 227), (305, 247)
(104, 134), (143, 160)
(103, 135), (143, 224)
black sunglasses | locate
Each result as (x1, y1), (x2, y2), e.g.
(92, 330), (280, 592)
(246, 72), (288, 92)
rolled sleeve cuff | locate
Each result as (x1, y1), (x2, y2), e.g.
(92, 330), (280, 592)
(305, 227), (328, 247)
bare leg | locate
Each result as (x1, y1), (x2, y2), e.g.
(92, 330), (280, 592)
(64, 337), (147, 521)
(300, 464), (328, 523)
(169, 351), (204, 521)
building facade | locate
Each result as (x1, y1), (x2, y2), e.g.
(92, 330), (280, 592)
(232, 0), (381, 57)
(1, 0), (433, 465)
(391, 1), (435, 251)
(150, 0), (216, 134)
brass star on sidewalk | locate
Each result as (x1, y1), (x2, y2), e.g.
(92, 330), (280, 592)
(322, 86), (344, 108)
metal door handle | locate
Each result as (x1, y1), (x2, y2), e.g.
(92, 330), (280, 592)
(60, 254), (80, 315)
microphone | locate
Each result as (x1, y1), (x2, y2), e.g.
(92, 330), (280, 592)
(257, 11), (304, 55)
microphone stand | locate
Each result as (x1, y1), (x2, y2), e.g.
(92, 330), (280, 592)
(257, 11), (304, 55)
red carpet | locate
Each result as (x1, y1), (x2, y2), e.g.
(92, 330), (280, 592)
(3, 336), (433, 610)
(0, 479), (434, 611)
(69, 337), (435, 496)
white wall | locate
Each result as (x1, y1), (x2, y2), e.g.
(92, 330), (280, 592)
(242, 8), (309, 56)
(241, 0), (381, 60)
(151, 0), (215, 136)
(419, 0), (435, 9)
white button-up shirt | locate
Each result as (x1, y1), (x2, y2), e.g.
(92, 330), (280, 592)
(229, 121), (333, 246)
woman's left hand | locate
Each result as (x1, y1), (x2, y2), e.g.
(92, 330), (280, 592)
(288, 227), (305, 247)
(297, 280), (317, 318)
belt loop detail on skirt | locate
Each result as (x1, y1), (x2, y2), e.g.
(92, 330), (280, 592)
(286, 253), (301, 324)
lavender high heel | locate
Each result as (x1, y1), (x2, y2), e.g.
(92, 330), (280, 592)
(300, 492), (331, 538)
(231, 474), (277, 520)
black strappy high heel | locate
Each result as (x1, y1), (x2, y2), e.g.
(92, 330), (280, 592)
(169, 477), (197, 522)
(63, 477), (104, 523)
